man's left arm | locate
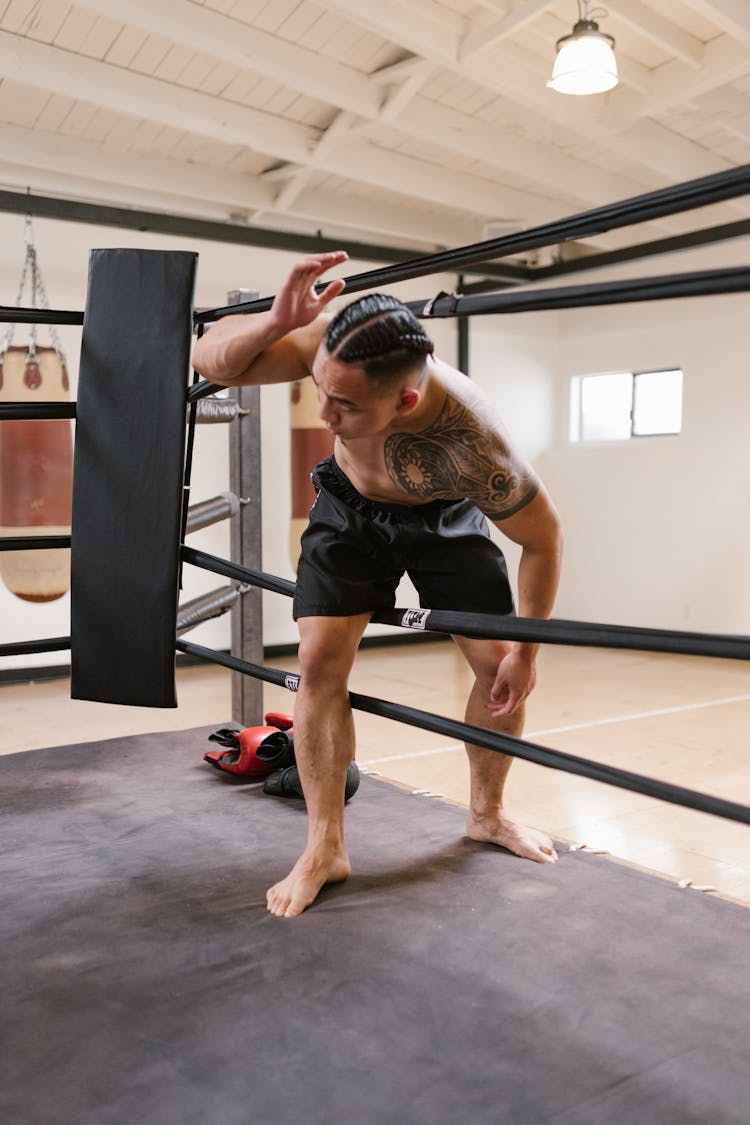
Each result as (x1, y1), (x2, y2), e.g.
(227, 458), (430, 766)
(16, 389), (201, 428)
(385, 378), (562, 717)
(487, 483), (563, 718)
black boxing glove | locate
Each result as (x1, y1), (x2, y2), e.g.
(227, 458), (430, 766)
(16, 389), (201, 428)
(263, 761), (360, 803)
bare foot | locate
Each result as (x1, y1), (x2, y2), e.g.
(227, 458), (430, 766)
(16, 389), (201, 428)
(466, 812), (558, 864)
(266, 847), (351, 918)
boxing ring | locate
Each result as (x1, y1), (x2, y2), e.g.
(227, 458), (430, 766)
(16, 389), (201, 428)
(1, 166), (750, 1123)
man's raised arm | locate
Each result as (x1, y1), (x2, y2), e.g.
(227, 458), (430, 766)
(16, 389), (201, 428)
(191, 251), (348, 386)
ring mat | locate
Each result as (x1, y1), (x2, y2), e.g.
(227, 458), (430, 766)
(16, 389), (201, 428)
(1, 726), (748, 1124)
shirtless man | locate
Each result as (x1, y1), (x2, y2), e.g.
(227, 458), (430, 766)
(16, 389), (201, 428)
(192, 250), (563, 919)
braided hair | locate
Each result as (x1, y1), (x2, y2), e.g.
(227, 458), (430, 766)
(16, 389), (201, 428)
(325, 293), (434, 384)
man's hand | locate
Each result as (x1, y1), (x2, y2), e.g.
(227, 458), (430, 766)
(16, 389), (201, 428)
(487, 646), (537, 718)
(269, 251), (348, 336)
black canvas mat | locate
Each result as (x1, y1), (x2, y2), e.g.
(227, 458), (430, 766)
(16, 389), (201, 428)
(1, 726), (748, 1125)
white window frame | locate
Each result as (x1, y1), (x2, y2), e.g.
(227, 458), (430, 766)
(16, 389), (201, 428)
(570, 367), (683, 444)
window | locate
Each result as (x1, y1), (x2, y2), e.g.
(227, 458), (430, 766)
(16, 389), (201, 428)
(570, 368), (683, 443)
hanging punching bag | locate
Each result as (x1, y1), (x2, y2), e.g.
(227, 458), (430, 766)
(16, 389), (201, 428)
(289, 377), (334, 571)
(0, 345), (74, 601)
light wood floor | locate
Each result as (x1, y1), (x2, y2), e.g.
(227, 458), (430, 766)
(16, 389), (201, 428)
(2, 641), (749, 906)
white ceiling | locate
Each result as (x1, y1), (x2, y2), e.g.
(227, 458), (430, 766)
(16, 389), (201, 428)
(0, 0), (749, 262)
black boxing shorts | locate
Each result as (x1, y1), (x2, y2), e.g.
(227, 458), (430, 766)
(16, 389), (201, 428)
(293, 456), (515, 620)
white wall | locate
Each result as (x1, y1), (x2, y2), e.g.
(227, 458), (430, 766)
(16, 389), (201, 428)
(539, 237), (750, 633)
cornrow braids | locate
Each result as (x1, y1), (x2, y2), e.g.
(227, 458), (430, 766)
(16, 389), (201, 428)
(325, 293), (434, 383)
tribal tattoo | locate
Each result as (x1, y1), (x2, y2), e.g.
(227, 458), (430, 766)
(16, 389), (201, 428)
(383, 395), (539, 519)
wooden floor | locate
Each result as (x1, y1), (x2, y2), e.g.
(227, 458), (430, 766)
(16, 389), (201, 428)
(2, 641), (749, 906)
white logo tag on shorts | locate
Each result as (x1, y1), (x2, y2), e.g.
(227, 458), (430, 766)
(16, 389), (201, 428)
(401, 608), (430, 631)
(285, 674), (300, 693)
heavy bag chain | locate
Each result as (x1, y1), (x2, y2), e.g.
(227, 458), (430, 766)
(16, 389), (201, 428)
(0, 215), (68, 391)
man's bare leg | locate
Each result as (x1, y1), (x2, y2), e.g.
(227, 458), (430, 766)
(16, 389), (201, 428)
(266, 612), (371, 918)
(453, 636), (557, 865)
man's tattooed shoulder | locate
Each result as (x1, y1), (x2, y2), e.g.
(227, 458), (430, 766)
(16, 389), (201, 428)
(383, 394), (539, 519)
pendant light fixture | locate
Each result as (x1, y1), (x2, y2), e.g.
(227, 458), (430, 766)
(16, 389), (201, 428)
(548, 2), (619, 96)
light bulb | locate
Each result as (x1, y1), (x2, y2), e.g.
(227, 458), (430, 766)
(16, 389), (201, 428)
(548, 19), (619, 96)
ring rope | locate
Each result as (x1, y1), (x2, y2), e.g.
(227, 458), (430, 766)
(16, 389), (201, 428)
(174, 637), (750, 829)
(195, 163), (750, 324)
(0, 305), (83, 326)
(183, 545), (295, 598)
(0, 535), (71, 551)
(0, 636), (70, 657)
(181, 546), (750, 662)
(0, 396), (232, 438)
(0, 403), (76, 420)
(374, 607), (750, 661)
(409, 265), (750, 319)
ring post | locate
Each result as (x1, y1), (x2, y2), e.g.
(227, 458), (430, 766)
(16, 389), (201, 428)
(71, 249), (197, 706)
(227, 288), (264, 726)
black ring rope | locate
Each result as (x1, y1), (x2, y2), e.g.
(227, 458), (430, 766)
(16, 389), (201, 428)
(187, 380), (224, 403)
(409, 265), (750, 319)
(0, 636), (70, 657)
(181, 546), (750, 662)
(195, 162), (750, 323)
(0, 403), (76, 420)
(183, 545), (295, 598)
(0, 305), (83, 326)
(0, 535), (71, 551)
(174, 637), (750, 828)
(373, 608), (750, 661)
